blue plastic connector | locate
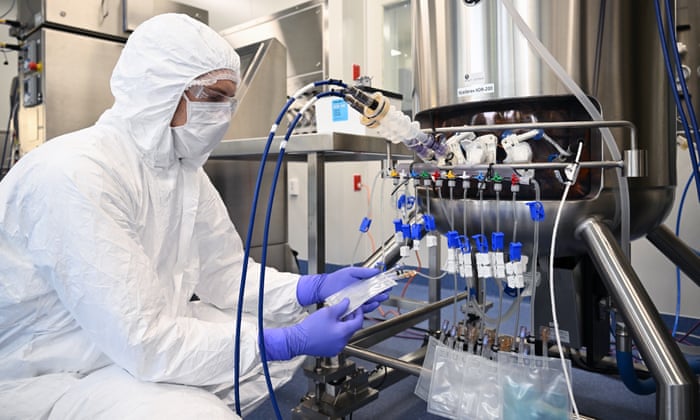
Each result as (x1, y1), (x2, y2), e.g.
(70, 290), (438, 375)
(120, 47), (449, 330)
(411, 223), (423, 240)
(533, 129), (544, 140)
(401, 223), (411, 239)
(526, 201), (545, 222)
(359, 217), (372, 233)
(472, 234), (489, 253)
(509, 242), (522, 261)
(423, 214), (436, 232)
(393, 219), (403, 233)
(397, 194), (416, 210)
(397, 195), (406, 209)
(500, 130), (513, 139)
(446, 230), (460, 248)
(491, 232), (504, 251)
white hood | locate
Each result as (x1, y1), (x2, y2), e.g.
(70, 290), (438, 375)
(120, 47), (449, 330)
(98, 13), (240, 169)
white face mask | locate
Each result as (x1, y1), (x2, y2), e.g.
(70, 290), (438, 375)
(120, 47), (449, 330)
(172, 95), (232, 162)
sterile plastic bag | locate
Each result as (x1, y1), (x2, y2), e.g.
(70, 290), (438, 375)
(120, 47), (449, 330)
(427, 345), (467, 418)
(324, 271), (398, 318)
(498, 352), (571, 420)
(427, 345), (501, 419)
(415, 336), (443, 401)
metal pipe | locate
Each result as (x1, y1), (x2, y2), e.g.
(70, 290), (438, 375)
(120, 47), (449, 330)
(577, 218), (697, 420)
(403, 160), (624, 172)
(367, 346), (426, 390)
(647, 224), (700, 288)
(426, 120), (638, 150)
(361, 234), (402, 271)
(343, 345), (423, 377)
(350, 291), (469, 347)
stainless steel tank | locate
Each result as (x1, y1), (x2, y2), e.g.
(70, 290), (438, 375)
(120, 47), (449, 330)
(412, 0), (676, 256)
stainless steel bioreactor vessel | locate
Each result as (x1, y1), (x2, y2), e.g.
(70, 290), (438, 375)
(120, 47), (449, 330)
(411, 1), (697, 418)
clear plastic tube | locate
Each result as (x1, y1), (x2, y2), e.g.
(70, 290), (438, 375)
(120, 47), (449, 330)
(462, 185), (469, 238)
(495, 275), (504, 339)
(449, 184), (455, 229)
(512, 190), (518, 242)
(467, 283), (526, 324)
(452, 272), (459, 327)
(501, 0), (631, 257)
(496, 189), (501, 233)
(479, 189), (485, 235)
(529, 179), (541, 339)
(549, 165), (581, 418)
(437, 187), (453, 231)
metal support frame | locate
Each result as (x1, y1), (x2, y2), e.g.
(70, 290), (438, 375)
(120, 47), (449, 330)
(350, 291), (468, 348)
(307, 152), (325, 274)
(578, 218), (697, 420)
(647, 224), (700, 288)
(428, 243), (441, 332)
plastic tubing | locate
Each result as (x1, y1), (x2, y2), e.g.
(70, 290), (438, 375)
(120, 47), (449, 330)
(547, 144), (585, 418)
(467, 281), (526, 324)
(617, 349), (700, 395)
(655, 0), (700, 197)
(257, 90), (345, 419)
(616, 350), (657, 395)
(462, 186), (469, 238)
(529, 179), (541, 343)
(501, 0), (631, 257)
(437, 186), (454, 231)
(449, 183), (455, 229)
(673, 171), (696, 336)
(661, 0), (700, 191)
(233, 79), (346, 416)
(512, 190), (518, 242)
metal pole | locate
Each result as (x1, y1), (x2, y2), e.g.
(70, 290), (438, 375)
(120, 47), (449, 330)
(428, 241), (441, 332)
(307, 152), (325, 274)
(647, 224), (700, 288)
(350, 291), (468, 346)
(343, 345), (423, 377)
(577, 218), (697, 420)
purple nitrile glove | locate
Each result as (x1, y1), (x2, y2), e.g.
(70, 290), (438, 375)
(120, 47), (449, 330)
(296, 267), (387, 312)
(262, 298), (363, 361)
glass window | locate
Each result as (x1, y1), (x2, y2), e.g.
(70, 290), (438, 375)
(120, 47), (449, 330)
(382, 1), (412, 114)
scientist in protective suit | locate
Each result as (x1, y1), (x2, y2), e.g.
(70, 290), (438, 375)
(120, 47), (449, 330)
(0, 13), (388, 419)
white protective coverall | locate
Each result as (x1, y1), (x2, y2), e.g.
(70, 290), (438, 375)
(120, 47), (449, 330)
(0, 13), (306, 419)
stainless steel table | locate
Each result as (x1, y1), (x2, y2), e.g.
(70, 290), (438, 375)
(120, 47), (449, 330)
(211, 132), (413, 274)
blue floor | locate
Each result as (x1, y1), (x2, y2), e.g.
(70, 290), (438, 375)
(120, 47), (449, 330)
(249, 278), (659, 419)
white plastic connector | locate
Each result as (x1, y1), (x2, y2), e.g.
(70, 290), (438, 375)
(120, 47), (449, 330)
(490, 251), (506, 279)
(475, 252), (492, 279)
(464, 134), (498, 165)
(502, 135), (533, 163)
(443, 248), (459, 274)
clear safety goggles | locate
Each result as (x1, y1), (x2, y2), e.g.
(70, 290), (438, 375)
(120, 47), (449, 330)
(186, 85), (238, 113)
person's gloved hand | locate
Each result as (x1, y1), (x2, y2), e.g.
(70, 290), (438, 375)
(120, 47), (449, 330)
(296, 267), (389, 312)
(262, 298), (363, 361)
